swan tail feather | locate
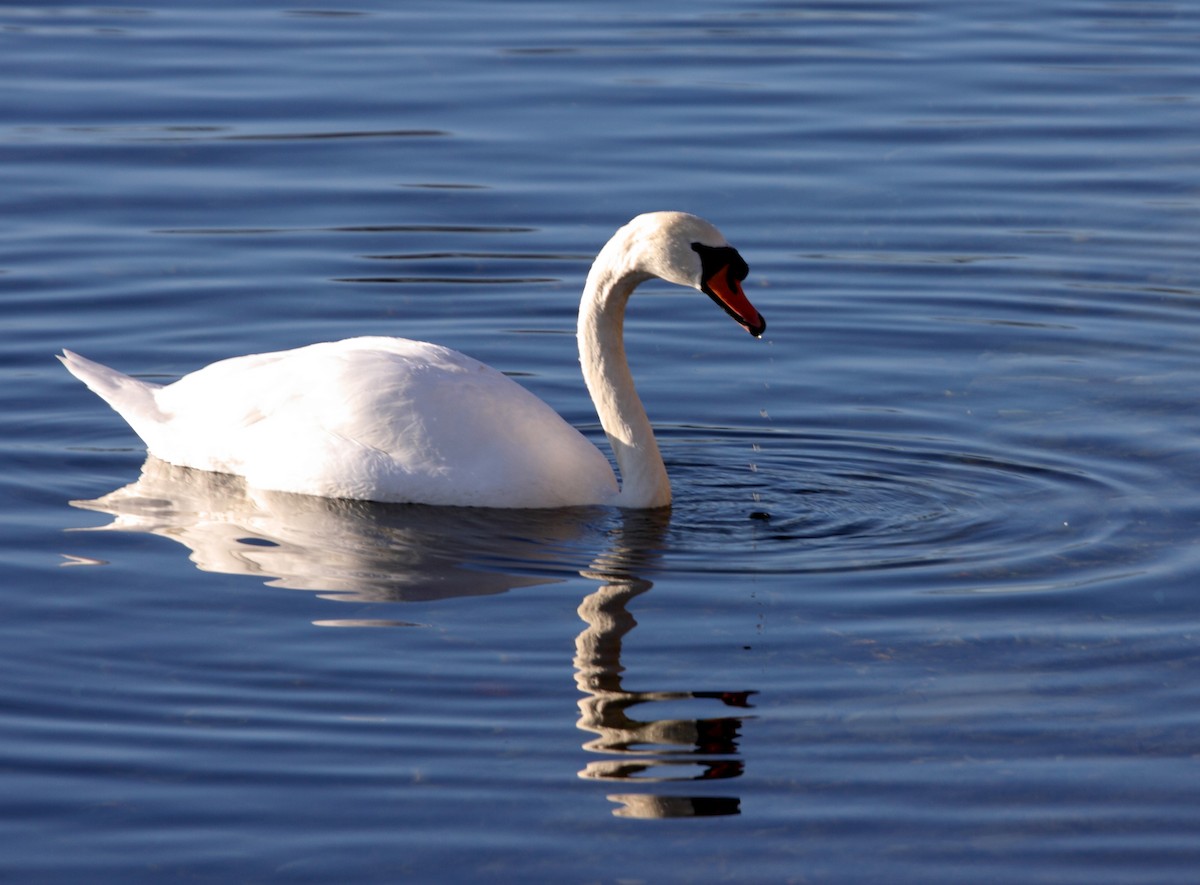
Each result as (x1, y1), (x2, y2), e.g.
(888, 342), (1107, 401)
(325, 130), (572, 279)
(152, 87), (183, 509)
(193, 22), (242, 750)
(58, 350), (168, 448)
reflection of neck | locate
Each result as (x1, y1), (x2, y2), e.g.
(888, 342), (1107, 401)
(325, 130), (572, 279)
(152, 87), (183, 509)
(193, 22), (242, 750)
(574, 580), (649, 698)
(573, 577), (752, 774)
(577, 250), (671, 509)
(573, 511), (747, 817)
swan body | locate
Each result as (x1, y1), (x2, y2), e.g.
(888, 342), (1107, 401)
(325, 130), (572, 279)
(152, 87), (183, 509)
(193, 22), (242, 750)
(60, 339), (617, 508)
(61, 211), (765, 509)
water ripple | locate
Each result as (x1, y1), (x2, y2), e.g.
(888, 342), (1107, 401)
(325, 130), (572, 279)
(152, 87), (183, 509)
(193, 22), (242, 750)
(665, 427), (1149, 596)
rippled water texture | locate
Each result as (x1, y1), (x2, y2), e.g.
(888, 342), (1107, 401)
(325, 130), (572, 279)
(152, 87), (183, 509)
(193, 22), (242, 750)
(2, 2), (1199, 882)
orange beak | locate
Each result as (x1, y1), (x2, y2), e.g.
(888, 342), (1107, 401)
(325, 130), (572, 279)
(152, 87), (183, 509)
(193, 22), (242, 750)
(703, 267), (767, 338)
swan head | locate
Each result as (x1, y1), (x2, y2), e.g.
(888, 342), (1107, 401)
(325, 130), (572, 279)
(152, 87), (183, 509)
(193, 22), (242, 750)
(619, 211), (766, 338)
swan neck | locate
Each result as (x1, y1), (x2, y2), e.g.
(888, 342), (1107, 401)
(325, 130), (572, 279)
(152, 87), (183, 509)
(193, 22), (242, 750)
(578, 255), (671, 509)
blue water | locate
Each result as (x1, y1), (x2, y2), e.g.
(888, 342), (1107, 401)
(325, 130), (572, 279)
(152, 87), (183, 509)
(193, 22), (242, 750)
(3, 1), (1200, 882)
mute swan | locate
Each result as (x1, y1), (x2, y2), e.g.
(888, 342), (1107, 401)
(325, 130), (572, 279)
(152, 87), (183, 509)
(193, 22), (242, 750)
(60, 211), (765, 509)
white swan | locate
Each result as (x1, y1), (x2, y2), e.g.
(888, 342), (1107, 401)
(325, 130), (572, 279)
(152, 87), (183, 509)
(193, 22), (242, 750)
(60, 211), (765, 509)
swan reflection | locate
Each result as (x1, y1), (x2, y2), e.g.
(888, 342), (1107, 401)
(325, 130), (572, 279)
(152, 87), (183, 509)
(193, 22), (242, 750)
(71, 456), (596, 604)
(575, 515), (753, 818)
(70, 458), (753, 817)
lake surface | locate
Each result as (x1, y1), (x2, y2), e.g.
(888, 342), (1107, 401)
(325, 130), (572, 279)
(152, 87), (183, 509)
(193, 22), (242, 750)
(3, 1), (1199, 882)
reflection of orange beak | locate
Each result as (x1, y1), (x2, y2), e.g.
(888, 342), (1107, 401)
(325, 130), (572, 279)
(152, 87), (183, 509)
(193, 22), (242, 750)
(704, 268), (767, 338)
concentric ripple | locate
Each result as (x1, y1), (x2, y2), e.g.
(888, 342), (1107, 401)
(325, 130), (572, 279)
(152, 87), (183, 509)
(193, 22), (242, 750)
(665, 427), (1154, 595)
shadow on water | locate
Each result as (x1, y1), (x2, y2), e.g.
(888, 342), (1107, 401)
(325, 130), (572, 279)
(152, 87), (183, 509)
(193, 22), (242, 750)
(70, 456), (754, 819)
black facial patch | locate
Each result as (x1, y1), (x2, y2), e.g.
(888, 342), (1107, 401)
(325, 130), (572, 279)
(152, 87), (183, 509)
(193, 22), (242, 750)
(692, 242), (750, 285)
(690, 241), (764, 337)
